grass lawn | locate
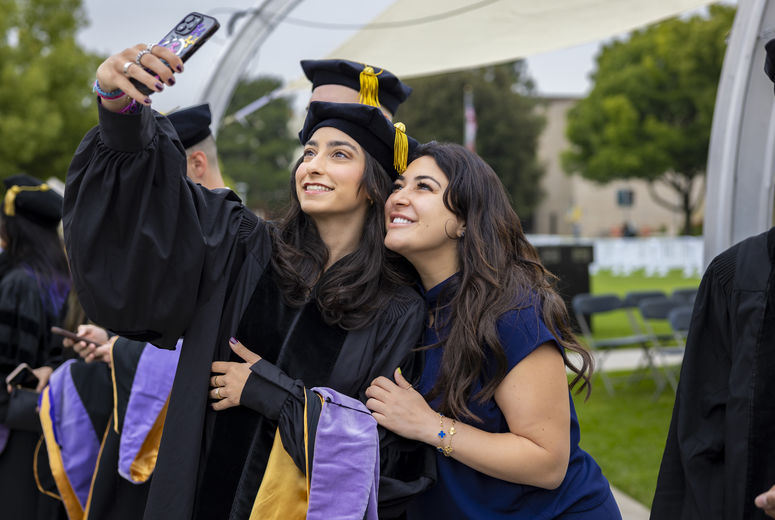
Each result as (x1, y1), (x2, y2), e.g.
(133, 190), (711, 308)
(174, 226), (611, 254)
(571, 269), (701, 507)
(573, 372), (676, 506)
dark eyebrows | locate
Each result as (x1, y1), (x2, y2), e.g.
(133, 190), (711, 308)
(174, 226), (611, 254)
(414, 175), (443, 188)
(304, 139), (359, 153)
(328, 140), (359, 152)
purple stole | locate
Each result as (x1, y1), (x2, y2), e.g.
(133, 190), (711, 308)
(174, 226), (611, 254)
(39, 340), (180, 518)
(307, 387), (380, 520)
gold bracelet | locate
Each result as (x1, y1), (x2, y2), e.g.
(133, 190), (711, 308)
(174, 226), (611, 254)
(435, 414), (456, 457)
(443, 419), (456, 457)
(436, 413), (447, 454)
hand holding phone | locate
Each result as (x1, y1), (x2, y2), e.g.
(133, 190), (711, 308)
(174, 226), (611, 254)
(5, 363), (40, 389)
(94, 12), (219, 109)
(130, 12), (220, 96)
(51, 326), (101, 346)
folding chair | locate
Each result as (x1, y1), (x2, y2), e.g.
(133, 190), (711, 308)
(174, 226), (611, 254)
(671, 288), (698, 307)
(668, 305), (693, 344)
(638, 296), (684, 395)
(622, 290), (668, 309)
(623, 290), (668, 339)
(571, 293), (660, 395)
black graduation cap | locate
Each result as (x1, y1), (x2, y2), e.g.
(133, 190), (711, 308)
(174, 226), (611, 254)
(166, 104), (212, 149)
(301, 59), (412, 116)
(2, 174), (63, 228)
(299, 101), (418, 180)
(765, 39), (775, 92)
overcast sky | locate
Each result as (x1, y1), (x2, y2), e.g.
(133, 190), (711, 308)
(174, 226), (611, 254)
(77, 0), (603, 113)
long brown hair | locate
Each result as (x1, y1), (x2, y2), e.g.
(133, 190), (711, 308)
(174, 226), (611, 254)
(1, 215), (70, 315)
(414, 142), (593, 421)
(270, 153), (414, 330)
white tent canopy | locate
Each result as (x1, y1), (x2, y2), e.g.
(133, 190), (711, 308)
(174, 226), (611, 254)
(326, 0), (717, 78)
(204, 0), (769, 263)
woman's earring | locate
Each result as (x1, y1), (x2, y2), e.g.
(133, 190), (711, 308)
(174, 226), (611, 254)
(459, 230), (465, 239)
(367, 198), (374, 206)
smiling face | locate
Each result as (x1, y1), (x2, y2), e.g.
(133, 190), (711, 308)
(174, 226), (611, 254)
(295, 126), (369, 223)
(384, 155), (465, 287)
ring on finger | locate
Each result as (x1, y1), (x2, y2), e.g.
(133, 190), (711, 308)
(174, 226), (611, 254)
(135, 49), (151, 66)
(146, 42), (157, 52)
(122, 61), (134, 76)
(214, 375), (220, 387)
(215, 387), (222, 399)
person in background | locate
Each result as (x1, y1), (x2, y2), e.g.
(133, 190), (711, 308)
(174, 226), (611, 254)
(302, 58), (412, 120)
(651, 37), (775, 520)
(0, 174), (70, 520)
(167, 103), (226, 190)
(365, 142), (621, 519)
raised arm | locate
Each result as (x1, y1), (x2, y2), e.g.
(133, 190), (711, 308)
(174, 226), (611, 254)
(64, 47), (249, 348)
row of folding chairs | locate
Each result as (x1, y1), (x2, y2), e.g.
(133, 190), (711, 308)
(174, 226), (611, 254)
(571, 289), (696, 397)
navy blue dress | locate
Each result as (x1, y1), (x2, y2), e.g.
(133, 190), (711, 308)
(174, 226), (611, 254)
(407, 276), (621, 519)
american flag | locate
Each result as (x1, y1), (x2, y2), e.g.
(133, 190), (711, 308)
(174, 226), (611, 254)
(463, 86), (477, 153)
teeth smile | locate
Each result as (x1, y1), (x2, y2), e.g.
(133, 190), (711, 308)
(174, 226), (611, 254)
(305, 184), (332, 192)
(392, 217), (412, 224)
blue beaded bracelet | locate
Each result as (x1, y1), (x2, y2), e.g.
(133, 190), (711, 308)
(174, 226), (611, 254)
(92, 79), (125, 100)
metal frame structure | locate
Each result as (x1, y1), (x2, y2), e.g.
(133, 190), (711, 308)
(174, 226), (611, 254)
(195, 0), (302, 136)
(704, 0), (775, 265)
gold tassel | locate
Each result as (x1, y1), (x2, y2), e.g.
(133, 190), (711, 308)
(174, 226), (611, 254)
(358, 66), (382, 108)
(4, 183), (49, 217)
(394, 122), (408, 175)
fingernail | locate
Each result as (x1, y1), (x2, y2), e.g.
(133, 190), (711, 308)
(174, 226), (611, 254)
(155, 82), (164, 91)
(397, 367), (402, 375)
(168, 77), (176, 86)
(229, 337), (237, 345)
(176, 64), (183, 72)
(144, 97), (152, 105)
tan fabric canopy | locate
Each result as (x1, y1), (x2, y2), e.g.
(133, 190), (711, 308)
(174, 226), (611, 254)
(326, 0), (718, 78)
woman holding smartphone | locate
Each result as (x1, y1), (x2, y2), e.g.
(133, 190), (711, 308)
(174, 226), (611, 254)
(365, 142), (621, 519)
(0, 174), (70, 519)
(63, 41), (431, 519)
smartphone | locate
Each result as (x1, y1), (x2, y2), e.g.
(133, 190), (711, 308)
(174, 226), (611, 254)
(51, 326), (101, 346)
(5, 363), (39, 389)
(131, 12), (220, 95)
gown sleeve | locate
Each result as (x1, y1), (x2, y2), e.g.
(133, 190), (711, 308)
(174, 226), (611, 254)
(237, 289), (435, 517)
(64, 104), (253, 348)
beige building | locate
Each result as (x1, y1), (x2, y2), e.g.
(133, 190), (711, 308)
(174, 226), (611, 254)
(531, 97), (703, 237)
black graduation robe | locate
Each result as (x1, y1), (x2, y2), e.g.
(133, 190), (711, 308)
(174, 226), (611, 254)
(0, 259), (67, 520)
(63, 104), (434, 519)
(651, 227), (775, 519)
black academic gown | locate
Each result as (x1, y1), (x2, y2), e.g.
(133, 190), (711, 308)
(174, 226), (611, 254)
(0, 261), (67, 520)
(651, 227), (775, 520)
(64, 104), (434, 520)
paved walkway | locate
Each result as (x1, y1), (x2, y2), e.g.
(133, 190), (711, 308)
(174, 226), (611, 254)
(612, 486), (650, 520)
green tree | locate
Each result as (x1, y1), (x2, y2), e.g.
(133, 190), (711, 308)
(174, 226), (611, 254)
(0, 0), (102, 180)
(216, 76), (297, 216)
(563, 5), (735, 235)
(397, 61), (545, 223)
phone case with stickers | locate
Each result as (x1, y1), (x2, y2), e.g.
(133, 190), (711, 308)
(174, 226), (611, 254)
(131, 12), (220, 95)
